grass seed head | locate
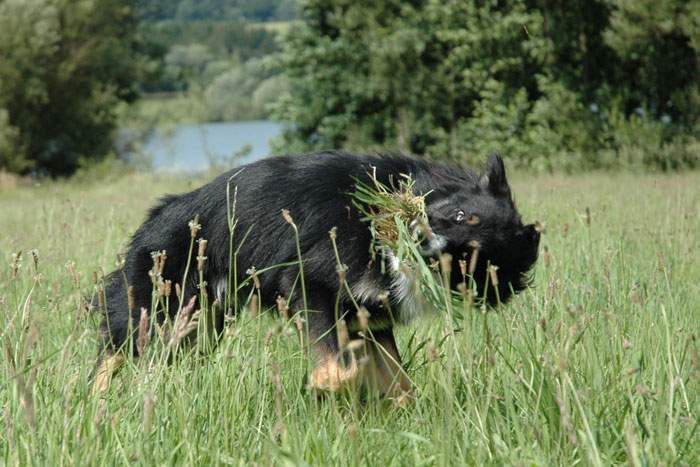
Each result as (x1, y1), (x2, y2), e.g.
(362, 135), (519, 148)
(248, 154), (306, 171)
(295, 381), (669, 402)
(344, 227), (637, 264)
(65, 261), (80, 287)
(357, 307), (370, 331)
(150, 251), (166, 284)
(281, 209), (294, 225)
(196, 239), (208, 271)
(294, 316), (304, 334)
(97, 285), (105, 310)
(440, 253), (452, 275)
(468, 242), (480, 276)
(337, 319), (349, 350)
(458, 259), (467, 277)
(166, 295), (199, 350)
(247, 267), (261, 289)
(488, 265), (499, 287)
(249, 294), (259, 318)
(30, 249), (38, 273)
(188, 216), (201, 238)
(158, 251), (167, 274)
(127, 286), (135, 311)
(11, 251), (22, 278)
(143, 392), (155, 434)
(427, 340), (440, 362)
(264, 327), (277, 348)
(336, 263), (348, 286)
(346, 339), (365, 352)
(137, 307), (150, 356)
(276, 295), (289, 320)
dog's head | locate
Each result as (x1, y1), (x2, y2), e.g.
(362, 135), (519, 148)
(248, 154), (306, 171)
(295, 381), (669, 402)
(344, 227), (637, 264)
(422, 154), (540, 305)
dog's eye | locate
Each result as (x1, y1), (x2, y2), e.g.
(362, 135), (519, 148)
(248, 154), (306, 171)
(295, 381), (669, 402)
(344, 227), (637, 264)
(455, 210), (465, 222)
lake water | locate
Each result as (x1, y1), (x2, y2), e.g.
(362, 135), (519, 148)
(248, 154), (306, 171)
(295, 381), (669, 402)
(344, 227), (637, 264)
(123, 120), (284, 171)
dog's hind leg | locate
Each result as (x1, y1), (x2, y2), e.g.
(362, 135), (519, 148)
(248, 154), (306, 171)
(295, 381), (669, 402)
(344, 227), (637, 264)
(90, 352), (125, 397)
(90, 269), (136, 397)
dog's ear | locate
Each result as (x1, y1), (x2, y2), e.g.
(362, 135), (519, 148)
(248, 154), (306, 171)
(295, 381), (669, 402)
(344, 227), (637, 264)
(479, 153), (511, 198)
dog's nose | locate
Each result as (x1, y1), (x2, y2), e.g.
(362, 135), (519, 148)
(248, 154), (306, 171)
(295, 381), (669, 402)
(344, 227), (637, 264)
(418, 234), (431, 250)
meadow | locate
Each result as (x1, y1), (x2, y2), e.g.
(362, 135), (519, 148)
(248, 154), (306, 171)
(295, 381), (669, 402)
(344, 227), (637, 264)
(1, 169), (698, 465)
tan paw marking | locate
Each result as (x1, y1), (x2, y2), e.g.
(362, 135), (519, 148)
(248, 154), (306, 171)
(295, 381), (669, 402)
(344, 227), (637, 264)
(310, 355), (360, 392)
(90, 354), (124, 397)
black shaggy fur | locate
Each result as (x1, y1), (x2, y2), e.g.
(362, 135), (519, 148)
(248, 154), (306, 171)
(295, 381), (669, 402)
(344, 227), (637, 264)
(97, 151), (540, 358)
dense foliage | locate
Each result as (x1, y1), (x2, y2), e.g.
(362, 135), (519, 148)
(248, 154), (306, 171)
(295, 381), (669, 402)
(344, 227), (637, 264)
(274, 0), (700, 170)
(0, 0), (146, 176)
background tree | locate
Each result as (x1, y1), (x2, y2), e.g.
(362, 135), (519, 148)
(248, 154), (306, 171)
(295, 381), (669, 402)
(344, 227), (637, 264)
(274, 0), (547, 161)
(274, 0), (700, 170)
(604, 0), (700, 125)
(0, 0), (146, 176)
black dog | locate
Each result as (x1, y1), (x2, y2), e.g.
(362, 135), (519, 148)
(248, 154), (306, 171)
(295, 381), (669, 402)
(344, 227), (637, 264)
(93, 151), (539, 397)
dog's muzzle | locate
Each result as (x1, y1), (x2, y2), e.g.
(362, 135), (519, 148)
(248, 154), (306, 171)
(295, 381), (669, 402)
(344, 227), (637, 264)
(410, 219), (447, 256)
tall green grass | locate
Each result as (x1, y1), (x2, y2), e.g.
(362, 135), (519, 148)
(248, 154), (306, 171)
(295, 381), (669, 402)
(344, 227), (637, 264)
(1, 171), (698, 465)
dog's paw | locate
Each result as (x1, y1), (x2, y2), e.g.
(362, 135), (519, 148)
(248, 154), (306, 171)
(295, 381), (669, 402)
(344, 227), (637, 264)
(310, 356), (360, 392)
(388, 389), (415, 408)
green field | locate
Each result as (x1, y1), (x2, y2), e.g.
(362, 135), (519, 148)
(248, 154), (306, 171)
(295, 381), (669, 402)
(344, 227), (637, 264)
(1, 171), (698, 465)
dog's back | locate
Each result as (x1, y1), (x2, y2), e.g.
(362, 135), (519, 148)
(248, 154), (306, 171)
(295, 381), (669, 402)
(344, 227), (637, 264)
(97, 152), (424, 353)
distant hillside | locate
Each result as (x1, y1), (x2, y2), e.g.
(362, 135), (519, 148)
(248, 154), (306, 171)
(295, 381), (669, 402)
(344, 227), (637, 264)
(123, 1), (296, 125)
(137, 0), (296, 22)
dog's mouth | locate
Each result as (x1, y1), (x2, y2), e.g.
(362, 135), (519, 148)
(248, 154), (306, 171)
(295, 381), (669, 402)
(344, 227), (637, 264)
(409, 219), (447, 256)
(419, 234), (447, 256)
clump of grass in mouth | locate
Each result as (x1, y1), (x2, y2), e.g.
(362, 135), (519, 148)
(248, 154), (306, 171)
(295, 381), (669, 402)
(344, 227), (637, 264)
(350, 171), (473, 317)
(351, 171), (428, 251)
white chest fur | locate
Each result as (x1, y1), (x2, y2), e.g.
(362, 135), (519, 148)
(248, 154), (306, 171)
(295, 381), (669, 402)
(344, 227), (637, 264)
(349, 249), (429, 325)
(386, 250), (426, 323)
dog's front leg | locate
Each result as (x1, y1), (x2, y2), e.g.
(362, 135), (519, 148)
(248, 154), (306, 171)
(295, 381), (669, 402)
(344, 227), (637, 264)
(291, 285), (362, 392)
(310, 342), (361, 392)
(364, 328), (414, 404)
